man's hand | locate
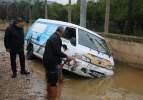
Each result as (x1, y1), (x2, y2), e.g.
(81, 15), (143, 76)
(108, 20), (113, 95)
(6, 49), (10, 52)
(67, 56), (73, 61)
(57, 64), (64, 69)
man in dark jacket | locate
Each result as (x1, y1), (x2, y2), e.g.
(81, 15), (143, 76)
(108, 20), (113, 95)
(43, 26), (68, 100)
(4, 17), (30, 78)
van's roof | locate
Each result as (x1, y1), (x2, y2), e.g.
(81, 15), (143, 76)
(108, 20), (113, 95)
(36, 18), (104, 39)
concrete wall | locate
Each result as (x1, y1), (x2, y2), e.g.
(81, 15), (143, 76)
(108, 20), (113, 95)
(101, 33), (143, 69)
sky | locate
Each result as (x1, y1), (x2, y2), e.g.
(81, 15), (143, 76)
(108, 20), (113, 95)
(48, 0), (97, 5)
(48, 0), (77, 4)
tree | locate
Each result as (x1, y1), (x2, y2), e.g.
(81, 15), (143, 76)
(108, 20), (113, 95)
(45, 0), (48, 19)
(0, 4), (7, 20)
(48, 3), (68, 21)
(1, 0), (143, 36)
(126, 0), (134, 34)
(86, 1), (96, 29)
(71, 4), (80, 24)
(32, 1), (44, 19)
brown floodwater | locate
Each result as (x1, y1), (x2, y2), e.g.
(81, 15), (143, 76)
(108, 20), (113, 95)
(28, 59), (143, 100)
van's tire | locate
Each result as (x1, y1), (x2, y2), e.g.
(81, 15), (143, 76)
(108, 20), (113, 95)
(26, 43), (34, 60)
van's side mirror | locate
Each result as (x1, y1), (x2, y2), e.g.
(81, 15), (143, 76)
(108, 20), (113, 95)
(70, 37), (76, 46)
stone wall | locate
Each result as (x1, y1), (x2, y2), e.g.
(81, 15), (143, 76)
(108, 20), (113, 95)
(101, 33), (143, 69)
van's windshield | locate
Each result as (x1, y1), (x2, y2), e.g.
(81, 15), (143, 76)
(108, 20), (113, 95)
(78, 29), (111, 55)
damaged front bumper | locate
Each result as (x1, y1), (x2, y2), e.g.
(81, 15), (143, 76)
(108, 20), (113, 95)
(63, 58), (114, 78)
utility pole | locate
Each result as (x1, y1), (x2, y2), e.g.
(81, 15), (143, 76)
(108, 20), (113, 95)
(45, 0), (48, 19)
(80, 0), (87, 27)
(104, 0), (110, 34)
(68, 0), (72, 22)
(77, 0), (80, 4)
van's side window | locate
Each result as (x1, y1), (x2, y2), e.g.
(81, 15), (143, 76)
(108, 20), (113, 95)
(63, 27), (76, 46)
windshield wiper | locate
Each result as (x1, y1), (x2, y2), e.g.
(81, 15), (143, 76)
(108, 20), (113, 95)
(93, 38), (111, 56)
(86, 33), (111, 57)
(86, 33), (99, 52)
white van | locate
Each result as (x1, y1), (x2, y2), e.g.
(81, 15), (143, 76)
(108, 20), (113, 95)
(25, 18), (114, 78)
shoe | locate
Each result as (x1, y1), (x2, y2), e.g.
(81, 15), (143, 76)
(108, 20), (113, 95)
(21, 70), (30, 75)
(11, 73), (17, 78)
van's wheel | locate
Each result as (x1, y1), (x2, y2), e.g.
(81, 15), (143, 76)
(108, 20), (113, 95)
(26, 43), (34, 60)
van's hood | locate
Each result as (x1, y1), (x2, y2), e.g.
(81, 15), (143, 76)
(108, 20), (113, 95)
(84, 53), (113, 70)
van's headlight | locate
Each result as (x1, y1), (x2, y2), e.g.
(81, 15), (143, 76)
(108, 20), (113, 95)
(81, 56), (91, 63)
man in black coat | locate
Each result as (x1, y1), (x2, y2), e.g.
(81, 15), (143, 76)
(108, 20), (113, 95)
(43, 26), (68, 100)
(4, 17), (30, 78)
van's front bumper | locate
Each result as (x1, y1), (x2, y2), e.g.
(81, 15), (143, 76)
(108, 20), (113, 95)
(63, 58), (114, 78)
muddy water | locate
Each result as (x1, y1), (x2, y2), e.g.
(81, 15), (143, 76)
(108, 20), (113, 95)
(28, 59), (143, 100)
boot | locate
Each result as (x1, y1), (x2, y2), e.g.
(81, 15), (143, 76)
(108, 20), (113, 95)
(11, 73), (17, 78)
(21, 70), (30, 75)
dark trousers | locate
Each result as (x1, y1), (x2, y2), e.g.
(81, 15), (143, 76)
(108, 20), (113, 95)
(10, 50), (25, 74)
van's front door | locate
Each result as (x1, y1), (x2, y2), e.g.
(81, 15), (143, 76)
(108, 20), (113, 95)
(61, 27), (77, 61)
